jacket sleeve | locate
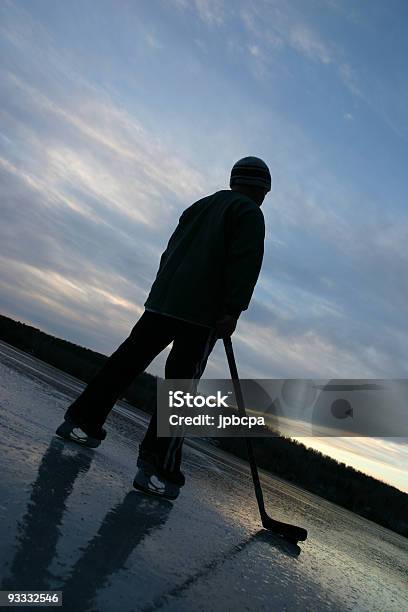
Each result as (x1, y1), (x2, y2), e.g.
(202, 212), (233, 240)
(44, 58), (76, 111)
(155, 208), (188, 277)
(223, 204), (265, 317)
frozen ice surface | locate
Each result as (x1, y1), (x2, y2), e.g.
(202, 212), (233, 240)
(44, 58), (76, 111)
(0, 340), (407, 611)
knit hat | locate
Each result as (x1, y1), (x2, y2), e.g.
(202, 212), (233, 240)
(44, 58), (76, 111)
(230, 156), (271, 192)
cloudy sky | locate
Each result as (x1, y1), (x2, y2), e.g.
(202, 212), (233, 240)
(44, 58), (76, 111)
(1, 0), (407, 490)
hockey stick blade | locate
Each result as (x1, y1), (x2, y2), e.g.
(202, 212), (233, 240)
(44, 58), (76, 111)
(261, 514), (308, 542)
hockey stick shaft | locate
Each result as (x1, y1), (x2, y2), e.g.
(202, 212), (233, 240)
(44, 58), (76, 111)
(223, 337), (268, 522)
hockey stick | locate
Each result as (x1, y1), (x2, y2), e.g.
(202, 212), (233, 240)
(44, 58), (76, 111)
(223, 337), (307, 543)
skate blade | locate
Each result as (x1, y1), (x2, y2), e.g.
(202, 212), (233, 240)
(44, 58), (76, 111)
(55, 422), (101, 448)
(133, 472), (179, 501)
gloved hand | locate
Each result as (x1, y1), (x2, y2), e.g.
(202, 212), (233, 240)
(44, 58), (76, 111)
(215, 314), (238, 338)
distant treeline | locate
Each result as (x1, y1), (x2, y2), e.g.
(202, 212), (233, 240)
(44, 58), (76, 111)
(0, 313), (407, 538)
(0, 314), (157, 414)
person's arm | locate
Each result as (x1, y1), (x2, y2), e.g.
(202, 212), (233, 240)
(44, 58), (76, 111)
(220, 204), (265, 327)
(154, 208), (189, 276)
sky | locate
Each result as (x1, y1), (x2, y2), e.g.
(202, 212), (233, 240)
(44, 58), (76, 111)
(1, 0), (407, 491)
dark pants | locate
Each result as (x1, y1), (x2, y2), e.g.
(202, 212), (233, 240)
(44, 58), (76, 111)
(65, 310), (218, 480)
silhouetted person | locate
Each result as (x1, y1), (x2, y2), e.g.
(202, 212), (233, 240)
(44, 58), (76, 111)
(56, 156), (271, 499)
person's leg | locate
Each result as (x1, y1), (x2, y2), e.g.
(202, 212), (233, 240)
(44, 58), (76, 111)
(63, 311), (177, 435)
(139, 320), (218, 481)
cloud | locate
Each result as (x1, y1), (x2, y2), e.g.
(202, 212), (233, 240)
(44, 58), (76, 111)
(145, 31), (162, 50)
(235, 1), (370, 111)
(1, 0), (408, 387)
(194, 0), (225, 25)
(302, 437), (408, 492)
(170, 0), (225, 26)
(289, 24), (332, 64)
(238, 3), (333, 67)
(339, 62), (363, 98)
(248, 44), (261, 57)
(0, 7), (211, 353)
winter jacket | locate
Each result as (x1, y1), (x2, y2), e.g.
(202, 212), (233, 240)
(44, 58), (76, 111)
(144, 189), (265, 328)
